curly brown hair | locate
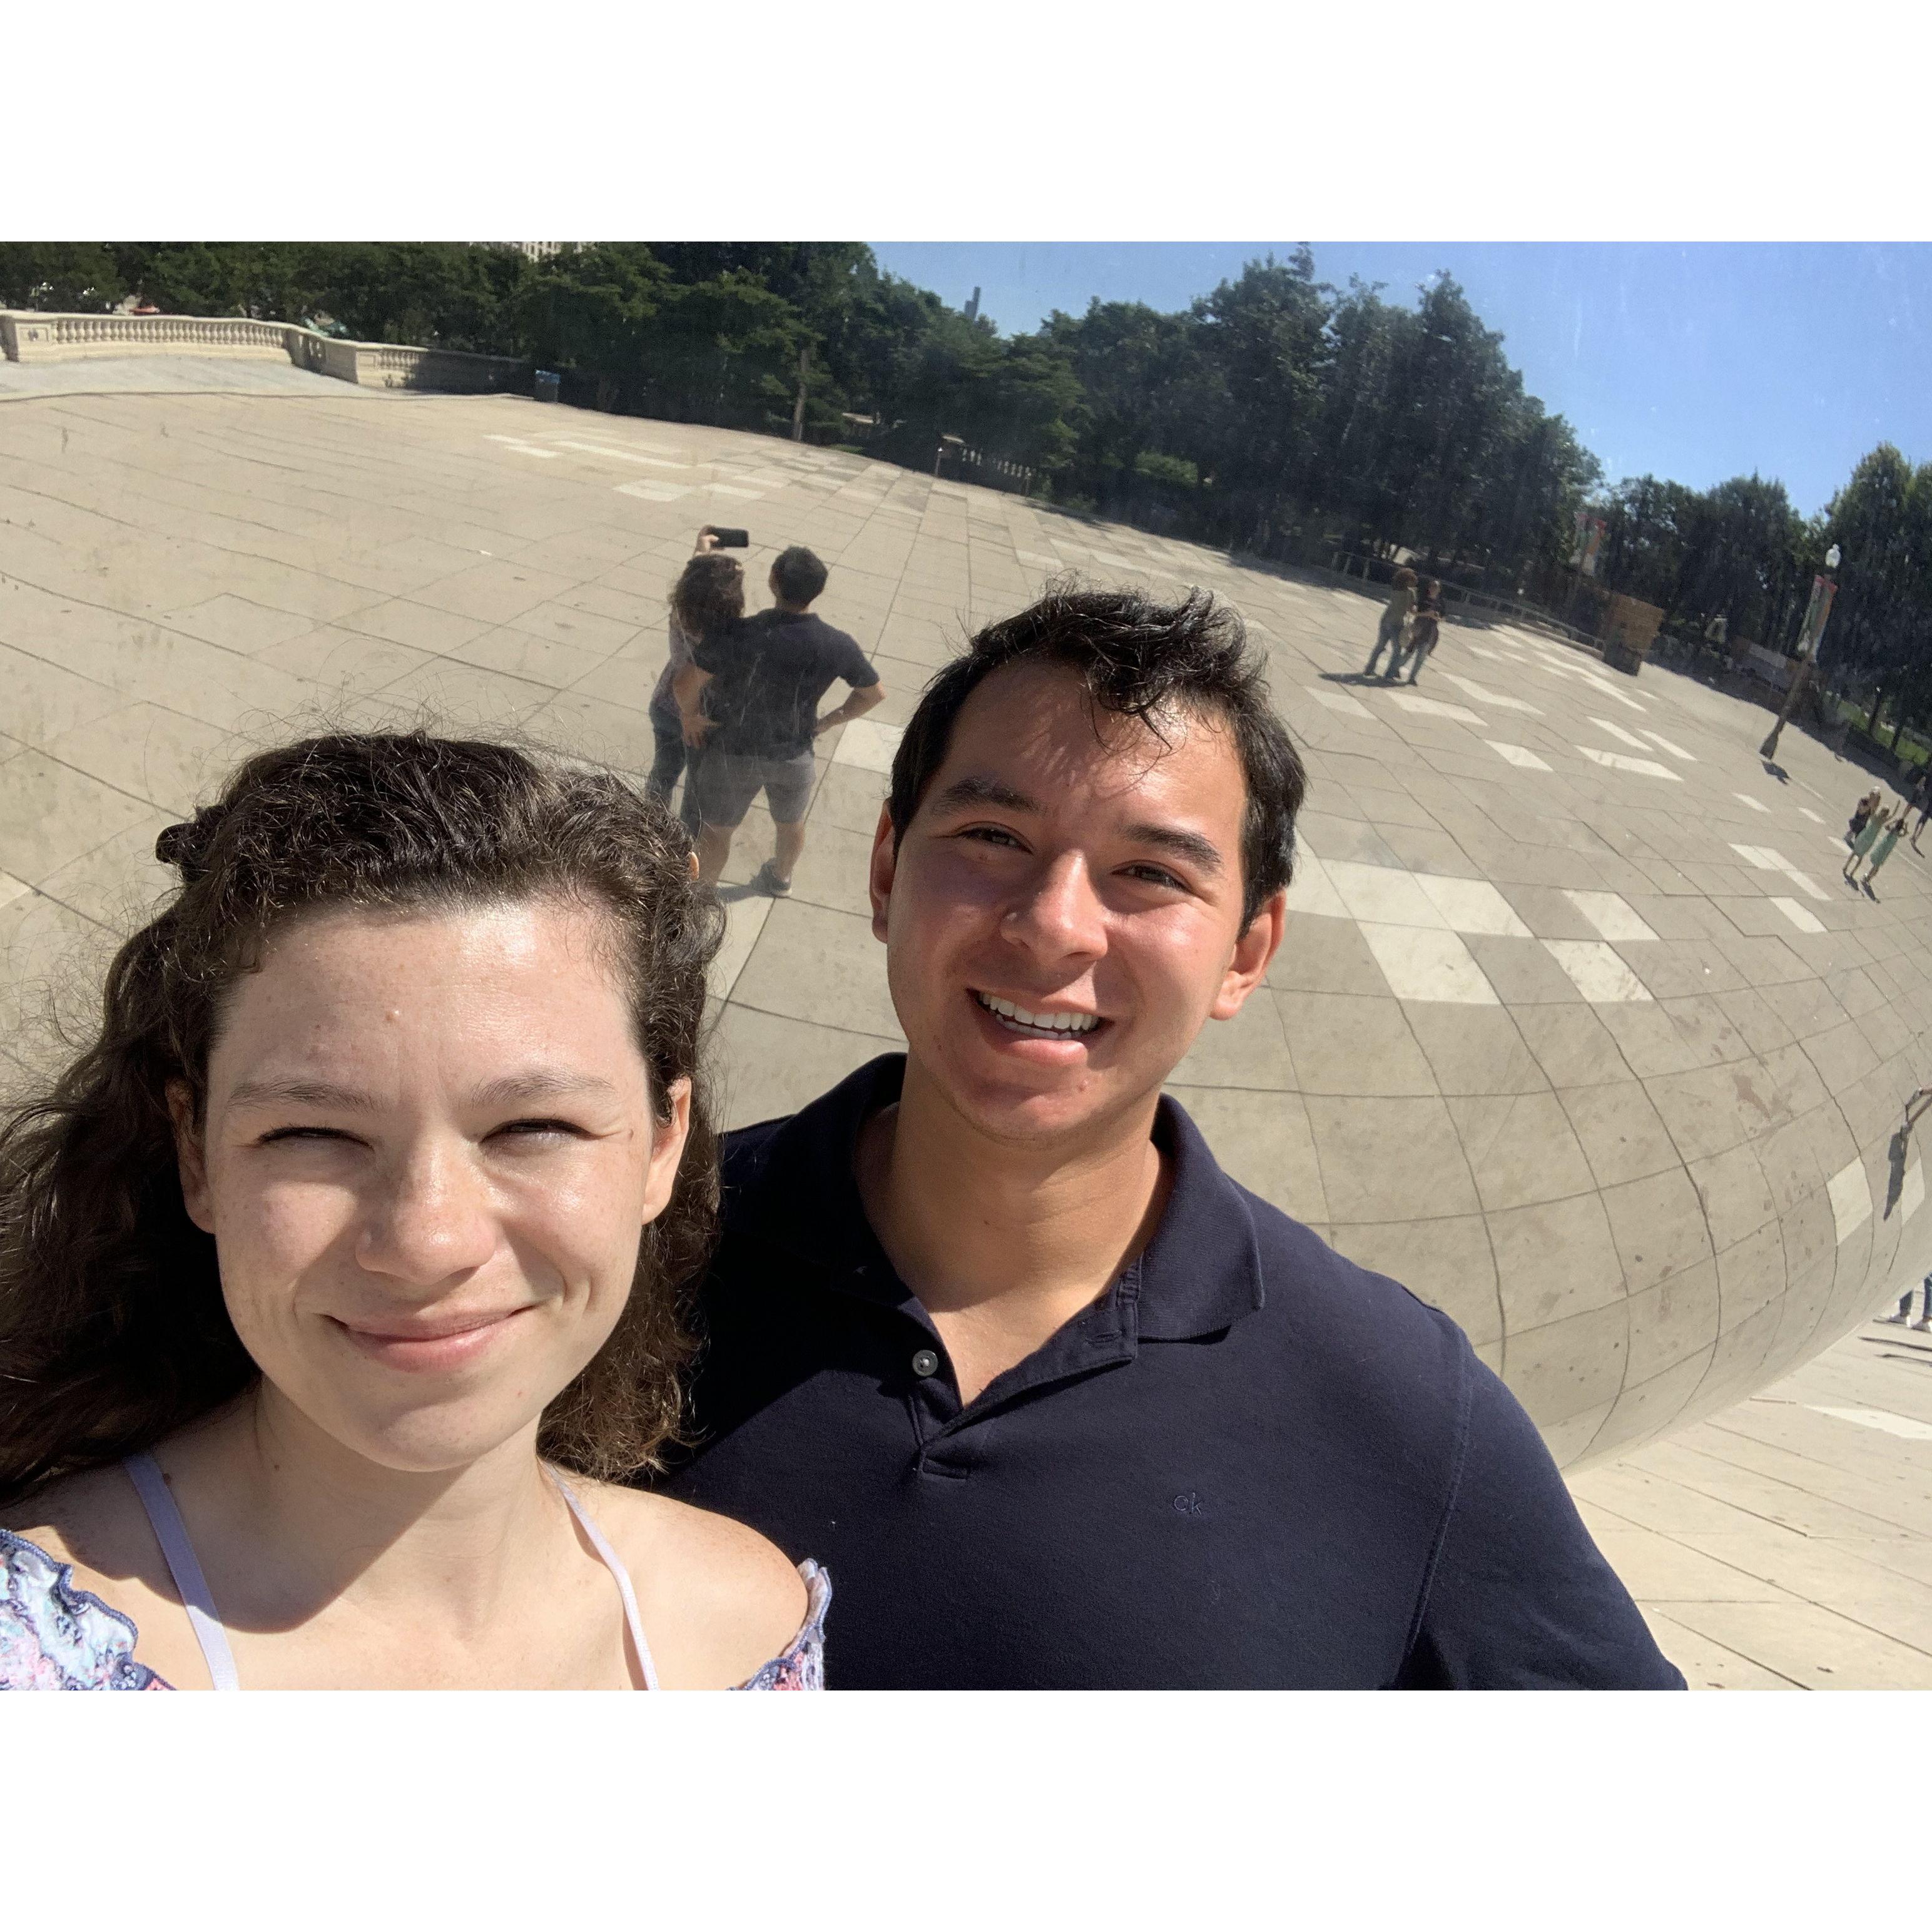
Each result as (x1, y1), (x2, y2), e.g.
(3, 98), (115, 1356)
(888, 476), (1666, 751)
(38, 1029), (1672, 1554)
(0, 731), (725, 1507)
(669, 551), (746, 644)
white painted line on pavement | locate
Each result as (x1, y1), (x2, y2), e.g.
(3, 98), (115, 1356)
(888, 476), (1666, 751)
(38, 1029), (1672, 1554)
(1487, 741), (1550, 771)
(1828, 1157), (1873, 1244)
(1640, 729), (1697, 761)
(1358, 922), (1500, 1005)
(1542, 940), (1653, 1002)
(1565, 890), (1660, 943)
(1578, 745), (1681, 780)
(1388, 692), (1485, 725)
(830, 717), (903, 776)
(1807, 1406), (1932, 1441)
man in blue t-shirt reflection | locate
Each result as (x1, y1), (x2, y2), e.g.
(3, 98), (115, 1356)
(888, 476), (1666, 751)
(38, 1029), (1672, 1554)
(674, 543), (885, 898)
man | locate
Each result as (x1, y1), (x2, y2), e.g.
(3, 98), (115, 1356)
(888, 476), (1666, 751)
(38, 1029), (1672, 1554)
(656, 584), (1683, 1689)
(1909, 766), (1931, 852)
(673, 544), (884, 895)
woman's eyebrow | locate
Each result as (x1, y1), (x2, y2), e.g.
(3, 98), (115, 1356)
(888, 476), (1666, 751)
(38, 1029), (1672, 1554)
(224, 1071), (621, 1113)
(226, 1077), (376, 1113)
(469, 1071), (621, 1107)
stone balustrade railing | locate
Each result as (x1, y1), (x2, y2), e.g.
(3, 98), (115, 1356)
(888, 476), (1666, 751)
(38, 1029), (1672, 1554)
(0, 311), (525, 394)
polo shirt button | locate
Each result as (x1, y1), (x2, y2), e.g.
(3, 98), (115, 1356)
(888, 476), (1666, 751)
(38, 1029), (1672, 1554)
(911, 1348), (940, 1379)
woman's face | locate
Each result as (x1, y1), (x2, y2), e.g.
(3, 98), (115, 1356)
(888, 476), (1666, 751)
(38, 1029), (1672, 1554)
(173, 898), (689, 1474)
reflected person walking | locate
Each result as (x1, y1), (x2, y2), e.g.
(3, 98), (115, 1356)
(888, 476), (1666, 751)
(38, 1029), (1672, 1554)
(1364, 567), (1417, 679)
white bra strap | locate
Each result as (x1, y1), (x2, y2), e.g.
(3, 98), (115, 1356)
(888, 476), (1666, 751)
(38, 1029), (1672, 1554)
(547, 1470), (660, 1691)
(123, 1451), (242, 1692)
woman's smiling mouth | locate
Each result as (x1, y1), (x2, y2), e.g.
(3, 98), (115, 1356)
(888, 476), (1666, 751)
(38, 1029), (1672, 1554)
(330, 1304), (536, 1372)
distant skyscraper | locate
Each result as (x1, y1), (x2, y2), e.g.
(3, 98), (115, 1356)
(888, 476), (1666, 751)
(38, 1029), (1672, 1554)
(964, 286), (981, 322)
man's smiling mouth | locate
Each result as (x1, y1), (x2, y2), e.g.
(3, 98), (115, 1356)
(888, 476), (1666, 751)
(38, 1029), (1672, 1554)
(974, 992), (1105, 1039)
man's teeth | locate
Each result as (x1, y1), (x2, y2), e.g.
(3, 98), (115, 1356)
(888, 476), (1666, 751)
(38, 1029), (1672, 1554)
(977, 994), (1100, 1035)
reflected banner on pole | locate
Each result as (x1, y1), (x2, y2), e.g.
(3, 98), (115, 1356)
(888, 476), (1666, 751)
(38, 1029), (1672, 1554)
(1571, 512), (1607, 577)
(1796, 574), (1837, 657)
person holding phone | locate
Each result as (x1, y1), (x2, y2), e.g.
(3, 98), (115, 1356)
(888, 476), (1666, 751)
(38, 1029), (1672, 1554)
(674, 544), (885, 897)
(647, 528), (746, 826)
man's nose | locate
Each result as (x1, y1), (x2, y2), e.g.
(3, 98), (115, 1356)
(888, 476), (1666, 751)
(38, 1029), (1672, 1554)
(1004, 851), (1108, 961)
(355, 1141), (497, 1288)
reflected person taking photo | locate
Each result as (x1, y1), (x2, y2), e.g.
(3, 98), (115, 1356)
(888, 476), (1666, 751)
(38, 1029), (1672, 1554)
(675, 538), (884, 897)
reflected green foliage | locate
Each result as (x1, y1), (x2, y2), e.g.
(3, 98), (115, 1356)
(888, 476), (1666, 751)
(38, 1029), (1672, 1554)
(2, 239), (1929, 717)
(1819, 445), (1932, 738)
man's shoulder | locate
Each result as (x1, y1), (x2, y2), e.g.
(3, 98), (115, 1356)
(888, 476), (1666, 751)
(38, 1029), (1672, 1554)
(1254, 1189), (1465, 1334)
(719, 1111), (796, 1194)
(799, 613), (863, 658)
(1230, 1181), (1475, 1420)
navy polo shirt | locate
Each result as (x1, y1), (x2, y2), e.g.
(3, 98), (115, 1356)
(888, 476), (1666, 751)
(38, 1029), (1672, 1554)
(655, 1055), (1684, 1690)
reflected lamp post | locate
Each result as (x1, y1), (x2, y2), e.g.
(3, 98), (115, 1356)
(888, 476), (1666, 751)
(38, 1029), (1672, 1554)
(1761, 542), (1841, 761)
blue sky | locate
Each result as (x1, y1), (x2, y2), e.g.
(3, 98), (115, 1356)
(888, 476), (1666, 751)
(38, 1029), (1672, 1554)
(868, 243), (1932, 518)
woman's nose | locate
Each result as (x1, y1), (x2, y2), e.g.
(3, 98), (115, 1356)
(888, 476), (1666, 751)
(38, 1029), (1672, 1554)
(355, 1142), (496, 1287)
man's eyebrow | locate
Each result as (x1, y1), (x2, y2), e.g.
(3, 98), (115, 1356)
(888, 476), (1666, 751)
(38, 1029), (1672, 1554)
(928, 775), (1039, 816)
(1124, 822), (1226, 875)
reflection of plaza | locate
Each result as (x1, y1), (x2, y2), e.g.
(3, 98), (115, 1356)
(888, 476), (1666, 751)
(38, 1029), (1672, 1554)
(3, 381), (1929, 1482)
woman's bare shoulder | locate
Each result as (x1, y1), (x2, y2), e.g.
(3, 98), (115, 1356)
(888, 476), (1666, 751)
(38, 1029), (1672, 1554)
(575, 1480), (810, 1689)
(3, 1464), (160, 1594)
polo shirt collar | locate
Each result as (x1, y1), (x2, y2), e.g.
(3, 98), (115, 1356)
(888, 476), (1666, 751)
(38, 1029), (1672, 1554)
(735, 1054), (1266, 1341)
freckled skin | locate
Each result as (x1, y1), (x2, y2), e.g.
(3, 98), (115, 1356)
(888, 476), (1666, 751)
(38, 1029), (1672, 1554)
(175, 901), (689, 1475)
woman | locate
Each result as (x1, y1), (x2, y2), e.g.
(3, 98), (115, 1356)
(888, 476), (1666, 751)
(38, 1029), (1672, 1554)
(0, 732), (826, 1689)
(1364, 567), (1418, 680)
(1854, 800), (1908, 895)
(1401, 578), (1444, 684)
(646, 530), (745, 830)
(1847, 788), (1881, 847)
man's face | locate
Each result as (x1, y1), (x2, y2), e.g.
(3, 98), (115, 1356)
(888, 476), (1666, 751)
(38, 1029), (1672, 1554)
(870, 660), (1284, 1147)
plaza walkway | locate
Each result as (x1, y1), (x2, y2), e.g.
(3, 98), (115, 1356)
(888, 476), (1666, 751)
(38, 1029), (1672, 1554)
(1573, 1313), (1932, 1687)
(3, 380), (1930, 1680)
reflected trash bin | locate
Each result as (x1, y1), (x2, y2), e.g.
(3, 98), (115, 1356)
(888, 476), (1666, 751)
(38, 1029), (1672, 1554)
(534, 370), (561, 404)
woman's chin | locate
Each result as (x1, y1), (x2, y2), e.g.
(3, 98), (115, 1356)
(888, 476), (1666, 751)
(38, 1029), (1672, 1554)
(287, 1386), (554, 1478)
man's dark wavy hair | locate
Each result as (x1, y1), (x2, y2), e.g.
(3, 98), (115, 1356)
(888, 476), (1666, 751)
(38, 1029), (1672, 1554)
(772, 546), (829, 606)
(886, 583), (1306, 923)
(0, 731), (724, 1507)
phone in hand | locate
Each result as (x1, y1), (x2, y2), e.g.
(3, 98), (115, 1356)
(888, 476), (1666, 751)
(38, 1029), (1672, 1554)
(709, 527), (750, 548)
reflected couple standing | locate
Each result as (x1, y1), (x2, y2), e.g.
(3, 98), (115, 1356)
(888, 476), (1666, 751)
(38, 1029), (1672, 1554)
(649, 526), (883, 899)
(0, 584), (1682, 1689)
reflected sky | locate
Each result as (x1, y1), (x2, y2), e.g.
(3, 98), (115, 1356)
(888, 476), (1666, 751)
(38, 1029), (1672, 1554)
(870, 243), (1932, 517)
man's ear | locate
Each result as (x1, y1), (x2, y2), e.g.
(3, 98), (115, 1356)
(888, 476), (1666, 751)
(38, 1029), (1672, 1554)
(1210, 888), (1287, 1022)
(166, 1080), (216, 1234)
(868, 803), (898, 944)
